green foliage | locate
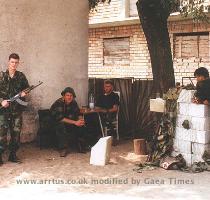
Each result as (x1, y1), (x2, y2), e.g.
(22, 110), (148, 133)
(88, 0), (111, 10)
(89, 0), (209, 22)
(167, 0), (180, 13)
(141, 0), (209, 22)
(180, 0), (209, 22)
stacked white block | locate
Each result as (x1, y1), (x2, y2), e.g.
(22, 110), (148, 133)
(177, 89), (196, 103)
(177, 115), (210, 131)
(174, 89), (210, 166)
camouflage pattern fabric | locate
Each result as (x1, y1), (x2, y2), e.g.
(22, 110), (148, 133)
(0, 113), (22, 153)
(50, 98), (84, 150)
(0, 70), (29, 153)
(147, 87), (181, 164)
(0, 70), (29, 113)
(50, 98), (80, 122)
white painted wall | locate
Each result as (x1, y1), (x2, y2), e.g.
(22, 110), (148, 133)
(0, 0), (89, 142)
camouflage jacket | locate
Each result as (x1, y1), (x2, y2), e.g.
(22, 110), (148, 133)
(50, 98), (80, 123)
(0, 70), (29, 114)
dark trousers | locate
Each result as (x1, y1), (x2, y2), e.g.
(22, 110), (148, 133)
(55, 123), (87, 150)
(84, 112), (102, 144)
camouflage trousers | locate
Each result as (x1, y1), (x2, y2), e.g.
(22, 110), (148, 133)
(0, 113), (22, 154)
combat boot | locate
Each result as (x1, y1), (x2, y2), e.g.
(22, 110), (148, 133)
(8, 152), (21, 163)
(0, 154), (3, 166)
(59, 149), (68, 157)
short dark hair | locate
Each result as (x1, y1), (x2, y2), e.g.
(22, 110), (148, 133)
(9, 53), (20, 60)
(194, 67), (209, 78)
(104, 79), (114, 86)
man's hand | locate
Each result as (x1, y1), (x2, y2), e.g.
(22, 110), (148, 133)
(203, 100), (209, 105)
(192, 97), (202, 104)
(74, 119), (85, 127)
(1, 100), (10, 108)
(101, 109), (108, 113)
(192, 98), (209, 105)
(20, 91), (27, 97)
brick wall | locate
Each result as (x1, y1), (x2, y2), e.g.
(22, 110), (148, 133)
(89, 0), (122, 24)
(169, 20), (210, 84)
(89, 19), (210, 84)
(89, 24), (152, 78)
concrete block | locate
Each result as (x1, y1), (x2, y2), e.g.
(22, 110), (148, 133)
(90, 136), (112, 166)
(173, 139), (191, 153)
(171, 151), (205, 166)
(173, 138), (210, 154)
(150, 98), (166, 113)
(189, 103), (210, 117)
(176, 114), (191, 128)
(177, 102), (190, 115)
(192, 142), (210, 155)
(192, 130), (210, 144)
(177, 89), (196, 103)
(175, 126), (210, 144)
(176, 114), (210, 131)
(175, 127), (192, 141)
(191, 116), (210, 131)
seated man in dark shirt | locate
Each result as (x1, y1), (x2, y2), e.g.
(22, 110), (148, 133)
(96, 80), (120, 140)
(50, 87), (87, 157)
(193, 67), (210, 105)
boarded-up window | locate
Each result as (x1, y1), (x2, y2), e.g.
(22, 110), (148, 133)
(103, 37), (130, 66)
(129, 0), (138, 17)
(174, 32), (209, 59)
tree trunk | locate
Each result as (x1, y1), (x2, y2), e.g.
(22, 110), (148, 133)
(136, 0), (175, 93)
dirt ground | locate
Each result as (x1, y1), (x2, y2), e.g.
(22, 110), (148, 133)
(0, 140), (210, 200)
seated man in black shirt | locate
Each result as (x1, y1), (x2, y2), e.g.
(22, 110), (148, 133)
(96, 80), (120, 140)
(50, 87), (87, 157)
(193, 67), (210, 105)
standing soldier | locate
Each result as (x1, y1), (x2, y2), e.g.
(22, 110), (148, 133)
(0, 53), (29, 165)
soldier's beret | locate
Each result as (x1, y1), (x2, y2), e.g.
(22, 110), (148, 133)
(61, 87), (76, 97)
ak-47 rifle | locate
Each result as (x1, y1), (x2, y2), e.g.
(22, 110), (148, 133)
(0, 81), (43, 109)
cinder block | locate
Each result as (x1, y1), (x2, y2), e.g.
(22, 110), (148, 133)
(177, 89), (196, 103)
(192, 130), (210, 144)
(171, 151), (192, 166)
(192, 142), (210, 155)
(150, 98), (166, 113)
(193, 154), (205, 163)
(172, 151), (209, 166)
(176, 114), (210, 131)
(177, 102), (190, 115)
(173, 139), (191, 153)
(175, 127), (192, 141)
(175, 126), (210, 144)
(191, 116), (210, 131)
(176, 114), (191, 128)
(173, 138), (210, 154)
(172, 151), (205, 166)
(90, 136), (112, 166)
(189, 103), (210, 117)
